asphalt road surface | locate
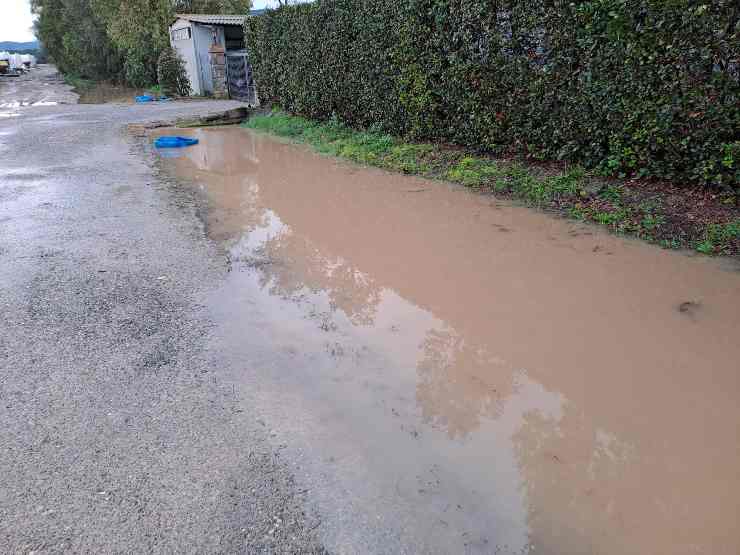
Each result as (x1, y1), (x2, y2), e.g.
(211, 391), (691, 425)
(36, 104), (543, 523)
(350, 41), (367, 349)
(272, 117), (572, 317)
(2, 67), (739, 555)
(0, 69), (325, 553)
(0, 64), (78, 109)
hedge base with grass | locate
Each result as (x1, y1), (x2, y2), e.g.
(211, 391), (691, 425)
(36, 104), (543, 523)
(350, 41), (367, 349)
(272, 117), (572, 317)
(246, 0), (739, 192)
(246, 111), (740, 255)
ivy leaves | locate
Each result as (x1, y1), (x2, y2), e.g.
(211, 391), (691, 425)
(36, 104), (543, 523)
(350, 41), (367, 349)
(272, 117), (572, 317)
(246, 0), (739, 190)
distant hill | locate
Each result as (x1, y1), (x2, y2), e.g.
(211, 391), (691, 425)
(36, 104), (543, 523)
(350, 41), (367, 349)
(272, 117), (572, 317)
(0, 41), (39, 52)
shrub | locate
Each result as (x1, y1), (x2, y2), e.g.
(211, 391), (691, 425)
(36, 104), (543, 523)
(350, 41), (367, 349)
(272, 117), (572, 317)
(246, 0), (739, 192)
(157, 47), (191, 97)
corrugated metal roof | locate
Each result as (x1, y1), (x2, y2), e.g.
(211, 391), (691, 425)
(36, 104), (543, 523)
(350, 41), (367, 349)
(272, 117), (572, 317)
(175, 14), (248, 26)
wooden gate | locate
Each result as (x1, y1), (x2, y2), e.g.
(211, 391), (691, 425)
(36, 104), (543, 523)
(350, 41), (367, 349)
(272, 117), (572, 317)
(225, 50), (258, 106)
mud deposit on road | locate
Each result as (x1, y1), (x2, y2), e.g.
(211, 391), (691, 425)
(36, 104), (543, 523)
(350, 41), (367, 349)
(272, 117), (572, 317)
(153, 126), (740, 554)
(77, 83), (145, 104)
(0, 65), (78, 112)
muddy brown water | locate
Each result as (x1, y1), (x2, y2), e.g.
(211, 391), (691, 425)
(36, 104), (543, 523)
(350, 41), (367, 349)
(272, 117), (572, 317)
(153, 126), (740, 554)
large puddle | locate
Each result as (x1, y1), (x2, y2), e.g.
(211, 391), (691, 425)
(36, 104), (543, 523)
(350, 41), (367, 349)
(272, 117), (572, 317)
(154, 126), (740, 554)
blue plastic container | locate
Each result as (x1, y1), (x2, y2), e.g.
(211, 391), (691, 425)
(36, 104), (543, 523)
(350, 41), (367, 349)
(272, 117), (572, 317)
(154, 136), (199, 148)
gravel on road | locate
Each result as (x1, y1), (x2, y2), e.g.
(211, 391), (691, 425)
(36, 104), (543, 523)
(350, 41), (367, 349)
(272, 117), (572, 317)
(0, 83), (326, 553)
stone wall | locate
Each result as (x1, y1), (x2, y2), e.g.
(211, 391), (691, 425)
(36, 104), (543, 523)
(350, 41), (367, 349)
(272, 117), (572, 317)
(208, 44), (228, 99)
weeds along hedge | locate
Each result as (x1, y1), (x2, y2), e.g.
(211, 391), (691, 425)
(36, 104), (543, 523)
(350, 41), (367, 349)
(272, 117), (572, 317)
(246, 0), (739, 190)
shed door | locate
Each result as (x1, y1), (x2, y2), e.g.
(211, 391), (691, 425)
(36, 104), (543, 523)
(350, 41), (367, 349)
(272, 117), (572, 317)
(198, 48), (213, 94)
(193, 24), (215, 94)
(225, 50), (258, 106)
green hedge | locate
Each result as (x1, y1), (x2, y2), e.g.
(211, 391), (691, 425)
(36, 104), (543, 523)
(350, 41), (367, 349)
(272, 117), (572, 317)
(246, 0), (739, 190)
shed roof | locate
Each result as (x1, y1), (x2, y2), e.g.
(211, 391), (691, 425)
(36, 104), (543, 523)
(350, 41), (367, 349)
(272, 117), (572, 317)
(174, 10), (264, 26)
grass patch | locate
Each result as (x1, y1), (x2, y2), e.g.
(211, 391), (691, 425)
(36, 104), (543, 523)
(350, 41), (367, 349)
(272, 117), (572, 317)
(63, 73), (156, 104)
(696, 220), (740, 254)
(598, 184), (623, 203)
(245, 111), (739, 256)
(246, 112), (435, 173)
(63, 73), (95, 93)
(446, 157), (502, 186)
(248, 112), (318, 138)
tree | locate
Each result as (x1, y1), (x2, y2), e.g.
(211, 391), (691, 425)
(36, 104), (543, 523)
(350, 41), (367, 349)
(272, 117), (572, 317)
(32, 0), (123, 80)
(31, 0), (252, 87)
(174, 0), (252, 13)
(102, 0), (174, 87)
(157, 47), (191, 97)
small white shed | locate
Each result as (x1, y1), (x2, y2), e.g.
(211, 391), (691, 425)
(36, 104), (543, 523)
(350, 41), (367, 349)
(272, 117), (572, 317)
(169, 12), (262, 100)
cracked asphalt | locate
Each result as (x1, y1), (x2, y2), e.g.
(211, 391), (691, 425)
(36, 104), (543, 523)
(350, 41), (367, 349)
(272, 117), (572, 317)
(0, 69), (325, 553)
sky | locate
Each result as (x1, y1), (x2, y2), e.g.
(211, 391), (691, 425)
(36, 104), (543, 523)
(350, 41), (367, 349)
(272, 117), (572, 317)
(2, 0), (35, 43)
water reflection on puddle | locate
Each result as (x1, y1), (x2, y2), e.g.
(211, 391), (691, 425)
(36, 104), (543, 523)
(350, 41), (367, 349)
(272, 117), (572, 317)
(0, 100), (59, 108)
(154, 126), (740, 554)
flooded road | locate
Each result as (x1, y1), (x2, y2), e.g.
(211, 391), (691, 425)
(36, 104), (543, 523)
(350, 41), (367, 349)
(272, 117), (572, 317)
(154, 126), (740, 554)
(1, 98), (328, 553)
(0, 65), (77, 116)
